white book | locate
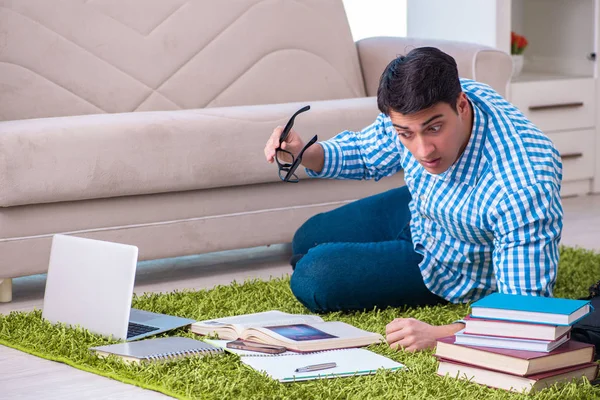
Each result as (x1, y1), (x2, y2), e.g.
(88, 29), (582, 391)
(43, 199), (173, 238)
(463, 315), (571, 341)
(454, 329), (569, 352)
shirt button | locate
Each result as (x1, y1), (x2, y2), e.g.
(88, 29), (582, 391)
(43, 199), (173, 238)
(420, 195), (426, 201)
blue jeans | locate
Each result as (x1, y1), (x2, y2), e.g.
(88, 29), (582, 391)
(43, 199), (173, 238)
(290, 186), (447, 312)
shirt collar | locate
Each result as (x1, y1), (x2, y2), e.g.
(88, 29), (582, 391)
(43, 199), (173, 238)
(446, 99), (486, 187)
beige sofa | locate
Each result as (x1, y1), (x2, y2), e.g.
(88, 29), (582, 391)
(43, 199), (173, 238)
(0, 0), (512, 302)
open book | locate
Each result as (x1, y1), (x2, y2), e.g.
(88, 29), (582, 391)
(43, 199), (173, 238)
(191, 310), (384, 352)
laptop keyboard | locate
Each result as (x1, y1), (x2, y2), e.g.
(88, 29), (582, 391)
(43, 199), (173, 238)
(127, 322), (160, 338)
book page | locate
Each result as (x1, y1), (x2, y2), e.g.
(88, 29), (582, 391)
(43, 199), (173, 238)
(241, 321), (384, 352)
(262, 324), (339, 341)
(195, 310), (324, 332)
(249, 321), (383, 344)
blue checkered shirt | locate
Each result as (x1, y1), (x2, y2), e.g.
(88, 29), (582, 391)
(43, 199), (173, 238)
(306, 79), (563, 303)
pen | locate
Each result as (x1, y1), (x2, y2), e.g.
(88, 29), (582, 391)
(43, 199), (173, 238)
(294, 362), (337, 373)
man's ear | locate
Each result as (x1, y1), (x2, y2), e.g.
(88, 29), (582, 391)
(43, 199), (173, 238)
(457, 92), (469, 115)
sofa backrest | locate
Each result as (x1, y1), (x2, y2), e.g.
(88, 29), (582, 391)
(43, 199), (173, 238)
(0, 0), (366, 121)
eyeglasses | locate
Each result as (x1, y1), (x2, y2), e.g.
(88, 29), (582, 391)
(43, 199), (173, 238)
(275, 105), (318, 183)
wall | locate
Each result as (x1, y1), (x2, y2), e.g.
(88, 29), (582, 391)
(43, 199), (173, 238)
(343, 0), (407, 41)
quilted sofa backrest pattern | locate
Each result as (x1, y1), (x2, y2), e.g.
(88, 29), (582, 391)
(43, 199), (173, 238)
(0, 0), (366, 121)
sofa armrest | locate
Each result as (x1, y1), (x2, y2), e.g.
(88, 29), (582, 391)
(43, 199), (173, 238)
(356, 37), (512, 98)
(0, 97), (382, 207)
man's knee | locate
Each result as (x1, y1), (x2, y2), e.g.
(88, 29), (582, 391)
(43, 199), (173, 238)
(291, 212), (325, 256)
(290, 248), (337, 313)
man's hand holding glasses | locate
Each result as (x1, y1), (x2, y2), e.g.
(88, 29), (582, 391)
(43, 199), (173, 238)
(264, 105), (324, 182)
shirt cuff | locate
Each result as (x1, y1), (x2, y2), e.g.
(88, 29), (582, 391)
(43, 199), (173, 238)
(305, 141), (343, 179)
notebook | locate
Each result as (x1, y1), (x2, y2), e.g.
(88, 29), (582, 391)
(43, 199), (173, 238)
(90, 337), (223, 363)
(470, 293), (591, 326)
(241, 348), (405, 382)
(205, 339), (404, 382)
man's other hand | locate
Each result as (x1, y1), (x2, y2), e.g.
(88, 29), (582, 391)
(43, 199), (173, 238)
(385, 317), (465, 352)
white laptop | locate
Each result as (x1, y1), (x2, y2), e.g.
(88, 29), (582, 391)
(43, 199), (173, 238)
(42, 234), (195, 341)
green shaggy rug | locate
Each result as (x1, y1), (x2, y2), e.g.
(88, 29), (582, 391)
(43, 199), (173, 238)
(1, 246), (600, 400)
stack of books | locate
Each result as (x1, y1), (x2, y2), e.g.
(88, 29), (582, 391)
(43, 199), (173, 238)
(435, 293), (598, 393)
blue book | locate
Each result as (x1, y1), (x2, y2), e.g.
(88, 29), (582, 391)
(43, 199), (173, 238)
(470, 293), (591, 326)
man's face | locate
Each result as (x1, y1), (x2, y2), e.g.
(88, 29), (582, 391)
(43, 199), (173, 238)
(389, 93), (472, 175)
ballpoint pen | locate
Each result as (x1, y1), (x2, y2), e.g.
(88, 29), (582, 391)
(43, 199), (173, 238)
(294, 362), (337, 373)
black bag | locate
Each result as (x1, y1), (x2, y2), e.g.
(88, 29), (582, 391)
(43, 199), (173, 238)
(570, 280), (600, 361)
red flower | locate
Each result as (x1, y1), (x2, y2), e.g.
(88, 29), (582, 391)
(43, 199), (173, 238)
(511, 31), (528, 55)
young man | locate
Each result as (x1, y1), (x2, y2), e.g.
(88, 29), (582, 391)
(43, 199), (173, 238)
(263, 47), (563, 352)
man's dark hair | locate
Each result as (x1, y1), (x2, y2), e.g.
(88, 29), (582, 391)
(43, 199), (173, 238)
(377, 47), (462, 116)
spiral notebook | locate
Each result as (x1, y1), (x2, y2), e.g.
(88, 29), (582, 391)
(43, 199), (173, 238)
(241, 348), (404, 382)
(205, 339), (405, 382)
(90, 337), (223, 363)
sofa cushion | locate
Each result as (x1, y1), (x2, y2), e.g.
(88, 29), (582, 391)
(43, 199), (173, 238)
(357, 37), (512, 98)
(0, 0), (366, 121)
(0, 97), (382, 207)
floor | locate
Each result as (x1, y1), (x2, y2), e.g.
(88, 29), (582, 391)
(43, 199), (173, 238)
(1, 194), (600, 399)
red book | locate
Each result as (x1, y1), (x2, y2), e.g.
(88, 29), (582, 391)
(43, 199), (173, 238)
(463, 315), (571, 341)
(437, 358), (598, 393)
(435, 336), (595, 376)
